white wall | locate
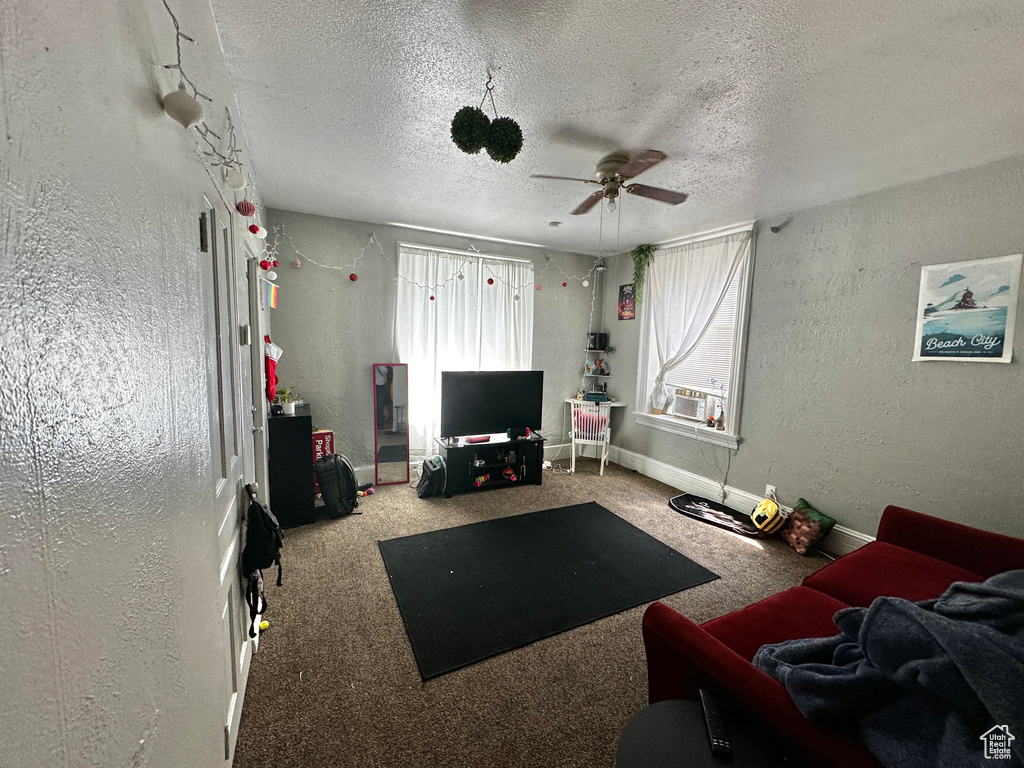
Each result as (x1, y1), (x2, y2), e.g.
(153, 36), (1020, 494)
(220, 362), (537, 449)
(0, 1), (262, 765)
(605, 155), (1024, 539)
(264, 208), (605, 466)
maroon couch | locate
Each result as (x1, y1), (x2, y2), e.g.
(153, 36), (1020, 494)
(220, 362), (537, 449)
(642, 505), (1024, 767)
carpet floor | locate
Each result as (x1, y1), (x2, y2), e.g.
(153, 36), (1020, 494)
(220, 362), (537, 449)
(232, 458), (828, 768)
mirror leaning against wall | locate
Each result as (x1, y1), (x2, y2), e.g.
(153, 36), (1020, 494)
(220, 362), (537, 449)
(373, 363), (409, 485)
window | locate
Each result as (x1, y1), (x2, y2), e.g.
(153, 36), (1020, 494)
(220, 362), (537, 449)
(395, 244), (534, 456)
(634, 226), (754, 449)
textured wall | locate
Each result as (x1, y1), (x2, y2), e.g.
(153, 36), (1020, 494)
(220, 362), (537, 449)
(264, 209), (603, 467)
(605, 156), (1024, 538)
(0, 1), (260, 765)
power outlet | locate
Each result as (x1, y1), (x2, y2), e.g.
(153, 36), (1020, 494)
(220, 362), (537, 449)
(765, 484), (777, 500)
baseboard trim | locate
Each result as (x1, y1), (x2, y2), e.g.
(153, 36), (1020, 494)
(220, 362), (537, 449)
(606, 446), (874, 557)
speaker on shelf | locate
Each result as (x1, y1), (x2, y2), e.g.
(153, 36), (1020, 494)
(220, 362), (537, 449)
(587, 332), (608, 350)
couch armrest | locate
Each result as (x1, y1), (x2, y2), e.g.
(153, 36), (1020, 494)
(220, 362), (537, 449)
(876, 506), (1024, 577)
(643, 602), (880, 768)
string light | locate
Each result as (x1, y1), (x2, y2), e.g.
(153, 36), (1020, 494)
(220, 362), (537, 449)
(268, 225), (604, 297)
(160, 0), (243, 172)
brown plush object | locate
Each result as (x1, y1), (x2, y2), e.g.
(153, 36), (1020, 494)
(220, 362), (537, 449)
(779, 498), (836, 555)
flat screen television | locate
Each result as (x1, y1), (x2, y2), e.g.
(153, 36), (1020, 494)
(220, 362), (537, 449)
(440, 370), (543, 438)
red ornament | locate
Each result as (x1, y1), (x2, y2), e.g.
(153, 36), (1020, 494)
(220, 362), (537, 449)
(536, 285), (542, 291)
(259, 260), (270, 270)
(430, 295), (435, 301)
(349, 273), (358, 281)
(487, 278), (494, 285)
(272, 260), (279, 267)
(236, 200), (256, 217)
(248, 224), (260, 234)
(562, 282), (567, 287)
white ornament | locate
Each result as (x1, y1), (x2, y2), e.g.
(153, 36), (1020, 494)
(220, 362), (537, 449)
(514, 294), (520, 301)
(457, 272), (464, 280)
(162, 86), (205, 129)
(582, 279), (590, 287)
(266, 270), (278, 280)
(224, 169), (246, 190)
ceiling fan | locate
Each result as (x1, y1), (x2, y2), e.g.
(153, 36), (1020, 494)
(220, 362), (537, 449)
(531, 150), (689, 215)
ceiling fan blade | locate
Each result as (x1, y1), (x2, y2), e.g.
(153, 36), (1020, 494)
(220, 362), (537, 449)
(625, 183), (689, 205)
(531, 174), (601, 185)
(571, 190), (605, 215)
(617, 150), (667, 180)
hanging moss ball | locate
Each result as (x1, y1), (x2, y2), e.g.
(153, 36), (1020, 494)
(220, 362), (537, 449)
(451, 106), (491, 154)
(485, 116), (523, 163)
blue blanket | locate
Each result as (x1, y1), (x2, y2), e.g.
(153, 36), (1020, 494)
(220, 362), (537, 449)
(753, 570), (1024, 768)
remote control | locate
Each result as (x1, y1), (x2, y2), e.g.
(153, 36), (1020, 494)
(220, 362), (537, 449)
(699, 688), (733, 760)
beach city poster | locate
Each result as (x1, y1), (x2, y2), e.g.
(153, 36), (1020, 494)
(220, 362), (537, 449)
(913, 253), (1022, 363)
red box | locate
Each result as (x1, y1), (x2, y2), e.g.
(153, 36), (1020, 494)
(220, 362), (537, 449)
(312, 430), (334, 494)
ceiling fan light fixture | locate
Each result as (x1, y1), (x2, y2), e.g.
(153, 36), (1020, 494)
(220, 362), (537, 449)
(606, 199), (617, 213)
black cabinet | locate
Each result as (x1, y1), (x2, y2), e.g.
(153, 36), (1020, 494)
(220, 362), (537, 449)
(268, 413), (315, 527)
(436, 434), (546, 497)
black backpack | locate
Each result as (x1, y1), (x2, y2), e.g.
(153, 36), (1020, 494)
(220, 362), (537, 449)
(315, 453), (360, 518)
(416, 455), (447, 498)
(242, 484), (283, 637)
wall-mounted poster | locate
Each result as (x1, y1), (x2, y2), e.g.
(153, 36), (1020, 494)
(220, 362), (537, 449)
(913, 253), (1022, 363)
(618, 283), (635, 320)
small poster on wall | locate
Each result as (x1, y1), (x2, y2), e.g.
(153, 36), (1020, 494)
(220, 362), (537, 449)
(913, 253), (1022, 363)
(618, 283), (636, 320)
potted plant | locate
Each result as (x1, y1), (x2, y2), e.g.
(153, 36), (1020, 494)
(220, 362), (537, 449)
(275, 387), (298, 415)
(630, 244), (657, 307)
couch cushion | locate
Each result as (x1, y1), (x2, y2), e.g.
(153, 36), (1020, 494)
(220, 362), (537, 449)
(701, 586), (849, 662)
(802, 541), (984, 607)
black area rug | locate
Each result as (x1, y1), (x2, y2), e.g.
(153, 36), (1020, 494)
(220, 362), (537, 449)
(378, 502), (718, 680)
(377, 444), (408, 462)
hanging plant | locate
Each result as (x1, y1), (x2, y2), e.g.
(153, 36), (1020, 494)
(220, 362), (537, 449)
(451, 106), (491, 154)
(485, 116), (523, 163)
(631, 244), (657, 306)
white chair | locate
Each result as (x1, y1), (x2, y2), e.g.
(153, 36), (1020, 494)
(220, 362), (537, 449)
(570, 400), (612, 475)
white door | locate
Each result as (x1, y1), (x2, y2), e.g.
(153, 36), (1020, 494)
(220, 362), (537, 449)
(199, 192), (255, 761)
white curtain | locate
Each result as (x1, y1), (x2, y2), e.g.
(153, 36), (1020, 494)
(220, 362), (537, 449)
(396, 245), (534, 456)
(641, 231), (751, 410)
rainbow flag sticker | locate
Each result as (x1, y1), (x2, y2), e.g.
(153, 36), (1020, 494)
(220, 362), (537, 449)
(265, 281), (279, 309)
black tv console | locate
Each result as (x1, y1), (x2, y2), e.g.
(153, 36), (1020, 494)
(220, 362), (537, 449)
(435, 434), (546, 497)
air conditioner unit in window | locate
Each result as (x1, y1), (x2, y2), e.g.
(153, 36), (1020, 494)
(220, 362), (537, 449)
(672, 389), (707, 421)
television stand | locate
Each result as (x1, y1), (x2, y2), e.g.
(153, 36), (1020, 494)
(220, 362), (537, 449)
(435, 434), (546, 497)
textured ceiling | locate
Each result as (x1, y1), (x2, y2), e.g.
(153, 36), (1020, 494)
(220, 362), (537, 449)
(211, 0), (1024, 254)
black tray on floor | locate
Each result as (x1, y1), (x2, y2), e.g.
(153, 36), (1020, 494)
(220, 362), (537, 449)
(669, 493), (760, 537)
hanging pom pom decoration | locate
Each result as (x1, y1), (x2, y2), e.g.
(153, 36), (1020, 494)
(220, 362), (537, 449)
(563, 282), (567, 287)
(582, 279), (589, 287)
(430, 295), (435, 301)
(536, 285), (542, 291)
(485, 116), (524, 163)
(249, 224), (268, 238)
(487, 278), (494, 285)
(457, 272), (464, 280)
(259, 259), (270, 270)
(451, 106), (490, 154)
(292, 259), (302, 269)
(272, 260), (279, 267)
(349, 273), (358, 282)
(237, 200), (256, 217)
(266, 270), (278, 280)
(451, 69), (523, 163)
(514, 294), (520, 301)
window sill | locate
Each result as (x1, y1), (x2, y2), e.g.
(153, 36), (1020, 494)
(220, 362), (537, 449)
(633, 411), (740, 450)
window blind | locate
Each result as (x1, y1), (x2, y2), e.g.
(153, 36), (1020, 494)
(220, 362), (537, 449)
(662, 265), (740, 395)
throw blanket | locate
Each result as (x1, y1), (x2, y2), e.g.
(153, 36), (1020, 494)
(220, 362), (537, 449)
(753, 571), (1024, 768)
